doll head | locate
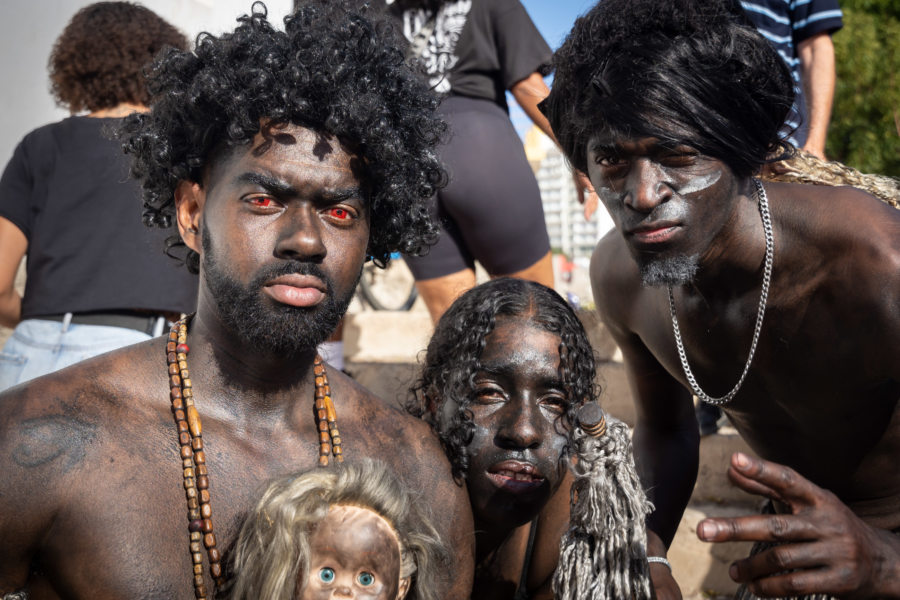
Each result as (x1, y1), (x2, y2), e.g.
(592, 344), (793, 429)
(225, 459), (447, 600)
(301, 504), (408, 600)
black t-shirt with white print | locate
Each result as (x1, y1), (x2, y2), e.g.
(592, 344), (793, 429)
(387, 0), (552, 112)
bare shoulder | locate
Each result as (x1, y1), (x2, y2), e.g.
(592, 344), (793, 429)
(0, 338), (168, 481)
(0, 337), (170, 583)
(327, 368), (457, 476)
(772, 182), (900, 352)
(774, 182), (900, 287)
(773, 182), (900, 252)
(590, 230), (645, 336)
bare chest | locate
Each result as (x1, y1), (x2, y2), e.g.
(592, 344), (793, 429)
(27, 405), (419, 599)
(638, 293), (900, 515)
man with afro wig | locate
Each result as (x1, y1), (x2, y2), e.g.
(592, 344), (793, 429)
(0, 3), (473, 598)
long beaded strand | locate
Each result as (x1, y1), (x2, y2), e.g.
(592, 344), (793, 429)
(314, 355), (343, 466)
(167, 319), (345, 597)
(167, 318), (222, 599)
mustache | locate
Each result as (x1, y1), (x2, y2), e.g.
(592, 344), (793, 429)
(251, 261), (333, 293)
(622, 197), (688, 227)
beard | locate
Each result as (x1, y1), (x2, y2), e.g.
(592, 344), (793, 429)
(638, 254), (699, 287)
(201, 226), (359, 358)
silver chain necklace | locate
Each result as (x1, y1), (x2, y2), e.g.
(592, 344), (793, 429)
(667, 178), (774, 406)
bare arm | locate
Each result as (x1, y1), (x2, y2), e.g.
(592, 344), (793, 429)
(797, 32), (836, 160)
(431, 476), (475, 599)
(0, 383), (93, 594)
(0, 216), (26, 328)
(398, 422), (475, 599)
(591, 242), (698, 598)
(510, 72), (598, 220)
(509, 71), (554, 142)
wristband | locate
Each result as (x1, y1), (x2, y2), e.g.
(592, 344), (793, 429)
(646, 556), (672, 571)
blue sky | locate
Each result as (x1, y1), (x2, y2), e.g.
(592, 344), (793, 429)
(511, 0), (597, 138)
(521, 0), (596, 49)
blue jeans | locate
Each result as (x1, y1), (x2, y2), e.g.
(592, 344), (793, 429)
(0, 318), (155, 391)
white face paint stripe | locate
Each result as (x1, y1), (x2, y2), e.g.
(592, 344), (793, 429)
(676, 169), (721, 195)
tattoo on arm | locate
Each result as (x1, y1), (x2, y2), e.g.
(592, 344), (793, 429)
(12, 415), (97, 471)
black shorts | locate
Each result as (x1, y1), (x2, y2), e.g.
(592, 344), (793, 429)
(404, 95), (551, 280)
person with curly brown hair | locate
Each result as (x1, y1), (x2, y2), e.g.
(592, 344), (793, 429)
(0, 2), (473, 598)
(0, 2), (197, 390)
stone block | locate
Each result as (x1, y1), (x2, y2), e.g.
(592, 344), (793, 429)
(343, 310), (433, 363)
(346, 361), (419, 409)
(576, 308), (619, 362)
(693, 432), (759, 504)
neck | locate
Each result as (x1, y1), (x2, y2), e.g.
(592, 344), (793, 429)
(86, 102), (148, 118)
(473, 516), (530, 567)
(189, 299), (320, 396)
(686, 178), (771, 299)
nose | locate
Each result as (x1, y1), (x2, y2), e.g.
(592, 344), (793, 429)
(332, 584), (353, 598)
(495, 401), (542, 450)
(623, 158), (672, 213)
(274, 203), (327, 261)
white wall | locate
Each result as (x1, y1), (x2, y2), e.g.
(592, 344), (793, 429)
(0, 0), (292, 166)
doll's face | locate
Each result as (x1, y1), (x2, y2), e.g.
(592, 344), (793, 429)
(299, 504), (410, 600)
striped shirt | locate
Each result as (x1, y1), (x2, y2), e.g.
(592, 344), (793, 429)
(740, 0), (843, 146)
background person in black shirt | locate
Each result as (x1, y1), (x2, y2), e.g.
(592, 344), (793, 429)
(385, 0), (596, 323)
(0, 2), (197, 390)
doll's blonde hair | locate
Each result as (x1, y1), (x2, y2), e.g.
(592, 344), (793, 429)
(224, 459), (447, 600)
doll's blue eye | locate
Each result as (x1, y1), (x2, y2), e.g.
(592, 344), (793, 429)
(319, 567), (335, 583)
(357, 572), (375, 586)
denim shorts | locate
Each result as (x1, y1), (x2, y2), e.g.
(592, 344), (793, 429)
(0, 318), (153, 391)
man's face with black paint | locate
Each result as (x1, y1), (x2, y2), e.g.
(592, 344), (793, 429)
(585, 134), (740, 287)
(177, 124), (369, 356)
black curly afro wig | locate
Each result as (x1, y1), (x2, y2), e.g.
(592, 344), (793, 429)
(122, 1), (443, 272)
(540, 0), (795, 178)
(407, 278), (598, 482)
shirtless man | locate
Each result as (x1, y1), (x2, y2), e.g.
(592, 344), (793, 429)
(541, 0), (900, 598)
(0, 4), (473, 599)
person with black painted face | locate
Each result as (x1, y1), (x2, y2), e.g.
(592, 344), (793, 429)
(541, 1), (900, 598)
(0, 4), (473, 598)
(408, 278), (652, 599)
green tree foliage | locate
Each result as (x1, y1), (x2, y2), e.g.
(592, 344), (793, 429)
(828, 0), (900, 175)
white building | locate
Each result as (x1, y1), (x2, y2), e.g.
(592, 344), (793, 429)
(523, 125), (613, 261)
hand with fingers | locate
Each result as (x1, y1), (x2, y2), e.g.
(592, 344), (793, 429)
(696, 452), (900, 599)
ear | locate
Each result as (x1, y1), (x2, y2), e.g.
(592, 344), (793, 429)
(396, 576), (411, 600)
(175, 180), (204, 254)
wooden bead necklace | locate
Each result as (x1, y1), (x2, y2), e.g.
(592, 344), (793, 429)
(167, 316), (343, 598)
(314, 354), (344, 467)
